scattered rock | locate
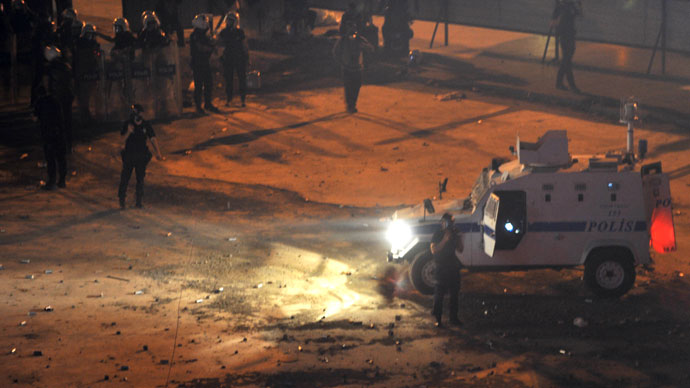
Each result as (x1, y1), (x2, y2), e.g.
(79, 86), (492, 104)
(33, 350), (43, 357)
(573, 317), (588, 328)
(436, 91), (465, 101)
(120, 365), (129, 371)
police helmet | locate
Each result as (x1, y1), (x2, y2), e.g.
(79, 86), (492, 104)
(113, 17), (130, 34)
(60, 7), (78, 21)
(225, 11), (238, 26)
(192, 14), (209, 30)
(81, 23), (96, 38)
(441, 212), (454, 227)
(131, 104), (145, 114)
(141, 10), (160, 30)
(11, 0), (26, 10)
(44, 45), (62, 61)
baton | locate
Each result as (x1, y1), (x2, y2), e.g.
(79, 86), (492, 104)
(542, 26), (553, 64)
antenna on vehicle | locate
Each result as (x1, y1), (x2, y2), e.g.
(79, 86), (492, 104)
(438, 178), (448, 199)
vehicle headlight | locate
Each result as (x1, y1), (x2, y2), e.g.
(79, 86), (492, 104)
(386, 220), (413, 250)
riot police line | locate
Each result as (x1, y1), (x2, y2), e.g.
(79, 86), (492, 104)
(1, 4), (183, 122)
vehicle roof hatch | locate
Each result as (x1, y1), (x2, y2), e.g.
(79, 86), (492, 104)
(517, 130), (570, 167)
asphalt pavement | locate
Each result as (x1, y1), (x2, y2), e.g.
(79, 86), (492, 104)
(403, 18), (690, 125)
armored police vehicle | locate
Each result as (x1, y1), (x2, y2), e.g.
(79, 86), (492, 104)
(386, 130), (676, 297)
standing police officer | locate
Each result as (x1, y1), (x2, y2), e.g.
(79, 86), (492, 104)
(42, 45), (74, 153)
(430, 213), (463, 327)
(219, 12), (248, 107)
(118, 104), (163, 209)
(552, 0), (581, 92)
(137, 11), (169, 49)
(74, 22), (100, 122)
(34, 86), (67, 190)
(190, 14), (219, 113)
(332, 21), (373, 114)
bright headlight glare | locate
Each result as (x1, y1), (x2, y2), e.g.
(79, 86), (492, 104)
(386, 220), (413, 249)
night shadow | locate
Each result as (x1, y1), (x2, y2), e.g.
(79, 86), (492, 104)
(370, 106), (518, 146)
(0, 208), (119, 245)
(421, 52), (529, 87)
(668, 163), (690, 180)
(173, 112), (349, 154)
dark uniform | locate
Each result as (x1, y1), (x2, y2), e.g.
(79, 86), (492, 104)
(30, 15), (57, 105)
(332, 28), (373, 113)
(118, 115), (155, 208)
(339, 3), (363, 35)
(219, 24), (248, 106)
(43, 55), (74, 152)
(189, 27), (216, 112)
(112, 30), (136, 58)
(137, 25), (169, 49)
(34, 91), (67, 189)
(553, 0), (579, 91)
(430, 215), (462, 327)
(155, 0), (184, 47)
(74, 33), (101, 121)
(381, 0), (413, 55)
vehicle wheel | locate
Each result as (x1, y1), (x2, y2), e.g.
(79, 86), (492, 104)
(584, 248), (636, 298)
(410, 249), (436, 295)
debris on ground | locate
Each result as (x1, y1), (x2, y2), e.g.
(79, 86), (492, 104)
(435, 91), (466, 101)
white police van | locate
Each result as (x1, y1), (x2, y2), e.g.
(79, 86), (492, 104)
(386, 130), (676, 297)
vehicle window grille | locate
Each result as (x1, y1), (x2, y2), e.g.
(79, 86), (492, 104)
(578, 193), (584, 202)
(545, 194), (551, 202)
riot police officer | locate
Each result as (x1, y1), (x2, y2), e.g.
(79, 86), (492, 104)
(332, 21), (373, 113)
(219, 12), (248, 107)
(42, 45), (74, 153)
(155, 0), (183, 47)
(137, 11), (168, 49)
(430, 213), (463, 327)
(34, 85), (67, 190)
(381, 0), (413, 55)
(552, 0), (581, 92)
(75, 22), (101, 122)
(107, 17), (135, 58)
(118, 104), (163, 209)
(56, 7), (80, 63)
(190, 14), (219, 113)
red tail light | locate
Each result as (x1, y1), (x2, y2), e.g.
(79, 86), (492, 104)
(650, 206), (676, 253)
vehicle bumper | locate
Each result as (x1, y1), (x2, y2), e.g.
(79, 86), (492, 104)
(386, 237), (419, 263)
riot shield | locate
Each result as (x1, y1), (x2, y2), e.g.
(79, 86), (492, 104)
(150, 44), (182, 119)
(75, 49), (106, 122)
(130, 45), (182, 120)
(130, 48), (155, 117)
(103, 50), (134, 122)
